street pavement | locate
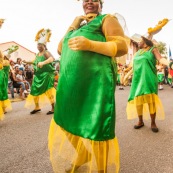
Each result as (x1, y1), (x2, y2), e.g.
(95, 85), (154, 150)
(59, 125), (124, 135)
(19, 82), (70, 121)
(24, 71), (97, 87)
(0, 85), (173, 173)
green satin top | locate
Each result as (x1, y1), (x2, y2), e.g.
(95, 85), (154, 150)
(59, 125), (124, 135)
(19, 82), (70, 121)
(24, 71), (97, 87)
(0, 65), (10, 101)
(128, 47), (158, 101)
(30, 53), (55, 96)
(54, 14), (117, 141)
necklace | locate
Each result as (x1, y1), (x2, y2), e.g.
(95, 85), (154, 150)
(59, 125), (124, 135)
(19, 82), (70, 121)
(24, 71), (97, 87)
(85, 13), (98, 22)
(138, 47), (150, 55)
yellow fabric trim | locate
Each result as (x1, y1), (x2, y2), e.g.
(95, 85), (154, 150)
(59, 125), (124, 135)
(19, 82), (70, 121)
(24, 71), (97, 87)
(3, 60), (10, 66)
(0, 64), (3, 69)
(25, 87), (56, 109)
(48, 119), (120, 173)
(127, 94), (165, 120)
(0, 106), (4, 120)
(0, 99), (12, 120)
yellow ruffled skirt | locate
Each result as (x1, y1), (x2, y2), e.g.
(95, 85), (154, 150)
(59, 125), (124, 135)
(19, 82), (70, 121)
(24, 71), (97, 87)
(127, 93), (165, 120)
(0, 99), (12, 120)
(48, 119), (120, 173)
(25, 87), (56, 109)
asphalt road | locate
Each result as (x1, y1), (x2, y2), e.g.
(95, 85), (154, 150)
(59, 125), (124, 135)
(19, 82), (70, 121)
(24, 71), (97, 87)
(0, 85), (173, 173)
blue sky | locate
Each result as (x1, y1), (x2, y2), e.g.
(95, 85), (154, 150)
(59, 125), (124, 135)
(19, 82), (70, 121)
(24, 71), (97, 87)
(0, 0), (173, 59)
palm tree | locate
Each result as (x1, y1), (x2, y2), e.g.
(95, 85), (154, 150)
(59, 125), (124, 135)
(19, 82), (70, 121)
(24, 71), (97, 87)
(156, 41), (167, 59)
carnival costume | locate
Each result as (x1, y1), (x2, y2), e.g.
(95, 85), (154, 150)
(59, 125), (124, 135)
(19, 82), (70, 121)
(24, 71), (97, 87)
(157, 72), (164, 83)
(25, 29), (56, 109)
(0, 20), (19, 119)
(127, 47), (165, 119)
(117, 64), (121, 85)
(48, 9), (128, 173)
(0, 52), (12, 120)
(126, 18), (172, 120)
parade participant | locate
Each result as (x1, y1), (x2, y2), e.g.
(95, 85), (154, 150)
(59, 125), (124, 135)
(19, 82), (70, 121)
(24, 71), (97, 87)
(0, 43), (19, 120)
(0, 19), (4, 28)
(0, 21), (18, 118)
(117, 63), (122, 87)
(123, 62), (133, 87)
(126, 24), (173, 133)
(25, 29), (56, 115)
(169, 59), (173, 87)
(118, 64), (125, 90)
(0, 52), (12, 120)
(156, 62), (164, 90)
(48, 0), (128, 173)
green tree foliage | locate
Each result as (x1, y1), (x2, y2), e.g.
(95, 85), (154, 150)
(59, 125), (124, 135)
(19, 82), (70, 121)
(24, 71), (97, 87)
(156, 41), (167, 59)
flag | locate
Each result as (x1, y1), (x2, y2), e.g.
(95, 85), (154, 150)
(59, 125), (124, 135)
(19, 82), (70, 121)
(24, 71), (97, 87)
(169, 46), (172, 60)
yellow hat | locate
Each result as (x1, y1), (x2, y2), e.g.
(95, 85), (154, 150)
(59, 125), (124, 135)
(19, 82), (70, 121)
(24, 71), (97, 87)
(144, 18), (169, 41)
(0, 19), (5, 28)
(3, 45), (19, 59)
(35, 28), (52, 45)
(131, 18), (169, 43)
(131, 33), (142, 43)
(148, 18), (169, 36)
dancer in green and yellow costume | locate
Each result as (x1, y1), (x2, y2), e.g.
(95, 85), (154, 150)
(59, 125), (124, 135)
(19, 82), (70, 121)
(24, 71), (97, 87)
(0, 51), (12, 120)
(48, 0), (128, 173)
(126, 19), (173, 133)
(25, 29), (56, 115)
(0, 20), (15, 120)
(156, 63), (164, 90)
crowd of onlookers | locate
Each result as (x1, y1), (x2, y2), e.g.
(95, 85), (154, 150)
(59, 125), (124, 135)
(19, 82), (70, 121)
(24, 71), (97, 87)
(8, 57), (173, 99)
(8, 57), (59, 99)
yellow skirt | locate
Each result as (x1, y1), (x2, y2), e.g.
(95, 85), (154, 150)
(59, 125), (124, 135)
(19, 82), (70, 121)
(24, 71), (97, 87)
(48, 119), (120, 173)
(127, 93), (165, 120)
(0, 99), (12, 120)
(25, 87), (56, 109)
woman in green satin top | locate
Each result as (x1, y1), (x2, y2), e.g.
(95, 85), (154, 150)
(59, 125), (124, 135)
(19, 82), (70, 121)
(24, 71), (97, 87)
(0, 55), (11, 119)
(48, 0), (128, 173)
(26, 43), (55, 115)
(127, 36), (167, 133)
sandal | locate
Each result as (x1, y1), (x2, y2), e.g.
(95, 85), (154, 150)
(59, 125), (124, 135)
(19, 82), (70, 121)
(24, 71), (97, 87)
(134, 123), (144, 129)
(46, 111), (54, 115)
(30, 109), (41, 114)
(151, 127), (159, 133)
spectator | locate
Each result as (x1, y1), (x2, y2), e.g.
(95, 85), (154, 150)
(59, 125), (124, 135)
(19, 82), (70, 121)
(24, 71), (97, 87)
(24, 64), (34, 85)
(16, 69), (30, 93)
(16, 57), (25, 71)
(11, 65), (25, 99)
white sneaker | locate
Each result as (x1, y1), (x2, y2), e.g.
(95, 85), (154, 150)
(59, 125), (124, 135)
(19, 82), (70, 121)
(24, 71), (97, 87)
(27, 89), (31, 92)
(24, 90), (28, 94)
